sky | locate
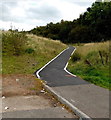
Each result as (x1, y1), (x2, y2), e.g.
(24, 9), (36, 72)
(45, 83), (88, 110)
(0, 0), (96, 31)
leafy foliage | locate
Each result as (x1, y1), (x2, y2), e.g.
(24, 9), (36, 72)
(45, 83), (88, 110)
(29, 2), (111, 43)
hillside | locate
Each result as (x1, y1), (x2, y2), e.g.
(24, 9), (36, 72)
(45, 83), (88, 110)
(68, 41), (110, 90)
(29, 2), (111, 43)
(2, 31), (109, 91)
(2, 31), (67, 74)
(2, 31), (67, 97)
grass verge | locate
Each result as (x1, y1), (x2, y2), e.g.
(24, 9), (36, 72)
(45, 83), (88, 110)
(68, 41), (110, 90)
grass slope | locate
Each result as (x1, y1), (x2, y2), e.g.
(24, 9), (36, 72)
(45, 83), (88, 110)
(68, 41), (110, 90)
(2, 31), (67, 74)
(2, 31), (110, 90)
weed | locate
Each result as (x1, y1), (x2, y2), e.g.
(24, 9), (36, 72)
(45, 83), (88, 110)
(25, 48), (35, 54)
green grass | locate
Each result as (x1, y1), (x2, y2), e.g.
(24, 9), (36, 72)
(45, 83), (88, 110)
(2, 31), (110, 90)
(2, 31), (67, 74)
(68, 41), (110, 90)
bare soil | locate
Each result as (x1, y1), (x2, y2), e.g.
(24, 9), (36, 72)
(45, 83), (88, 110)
(2, 74), (61, 110)
(2, 74), (39, 97)
(1, 74), (77, 119)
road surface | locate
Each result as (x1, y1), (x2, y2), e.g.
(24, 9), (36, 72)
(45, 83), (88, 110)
(38, 46), (109, 119)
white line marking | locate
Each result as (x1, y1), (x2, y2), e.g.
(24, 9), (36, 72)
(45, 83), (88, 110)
(36, 47), (92, 119)
(36, 47), (76, 79)
(64, 48), (77, 77)
(36, 47), (69, 79)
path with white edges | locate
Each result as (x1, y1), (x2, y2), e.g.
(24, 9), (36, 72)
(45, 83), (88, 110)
(36, 46), (109, 119)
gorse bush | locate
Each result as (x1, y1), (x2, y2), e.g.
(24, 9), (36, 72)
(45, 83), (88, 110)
(2, 31), (27, 56)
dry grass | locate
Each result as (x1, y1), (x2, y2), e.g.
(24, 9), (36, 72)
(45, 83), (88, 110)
(75, 41), (109, 57)
(26, 34), (67, 58)
(68, 41), (109, 89)
(2, 32), (67, 74)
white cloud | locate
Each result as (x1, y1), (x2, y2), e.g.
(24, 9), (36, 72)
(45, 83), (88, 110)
(0, 0), (95, 31)
(0, 20), (35, 31)
(52, 0), (87, 21)
(11, 7), (26, 17)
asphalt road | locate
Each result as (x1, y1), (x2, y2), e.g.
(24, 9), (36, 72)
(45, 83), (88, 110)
(38, 46), (109, 119)
(39, 46), (88, 87)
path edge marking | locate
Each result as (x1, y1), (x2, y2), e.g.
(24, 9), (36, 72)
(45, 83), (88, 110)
(36, 47), (69, 79)
(64, 48), (77, 77)
(36, 47), (92, 120)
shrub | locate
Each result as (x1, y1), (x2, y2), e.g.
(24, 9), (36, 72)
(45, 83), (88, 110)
(25, 48), (34, 54)
(2, 31), (27, 56)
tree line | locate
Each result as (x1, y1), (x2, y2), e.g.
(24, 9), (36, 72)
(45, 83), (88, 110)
(28, 2), (111, 43)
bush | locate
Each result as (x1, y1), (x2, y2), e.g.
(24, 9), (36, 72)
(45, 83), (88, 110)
(2, 31), (27, 56)
(71, 52), (81, 62)
(25, 48), (34, 54)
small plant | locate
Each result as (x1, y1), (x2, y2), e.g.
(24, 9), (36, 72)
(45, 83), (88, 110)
(71, 52), (81, 62)
(25, 48), (35, 54)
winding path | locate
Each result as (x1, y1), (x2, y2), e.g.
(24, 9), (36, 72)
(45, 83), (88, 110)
(37, 46), (109, 119)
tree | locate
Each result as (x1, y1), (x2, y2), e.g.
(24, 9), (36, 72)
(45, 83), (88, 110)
(68, 25), (90, 43)
(29, 2), (111, 43)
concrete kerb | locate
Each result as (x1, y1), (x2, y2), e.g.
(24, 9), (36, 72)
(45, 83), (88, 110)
(43, 83), (92, 120)
(36, 47), (92, 120)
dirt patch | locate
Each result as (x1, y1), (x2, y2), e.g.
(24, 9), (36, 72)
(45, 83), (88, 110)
(2, 74), (60, 107)
(2, 74), (42, 97)
(2, 74), (77, 118)
(2, 74), (62, 113)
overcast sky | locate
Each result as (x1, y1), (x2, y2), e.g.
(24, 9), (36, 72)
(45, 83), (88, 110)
(0, 0), (96, 31)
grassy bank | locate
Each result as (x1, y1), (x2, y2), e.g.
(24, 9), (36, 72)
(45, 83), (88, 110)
(68, 41), (110, 90)
(2, 31), (67, 74)
(2, 31), (110, 90)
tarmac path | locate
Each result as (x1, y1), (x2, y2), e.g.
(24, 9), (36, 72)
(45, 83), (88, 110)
(38, 46), (109, 119)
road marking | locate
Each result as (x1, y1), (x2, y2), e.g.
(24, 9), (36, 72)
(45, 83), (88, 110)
(36, 47), (69, 79)
(36, 47), (92, 120)
(36, 47), (77, 79)
(64, 48), (77, 77)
